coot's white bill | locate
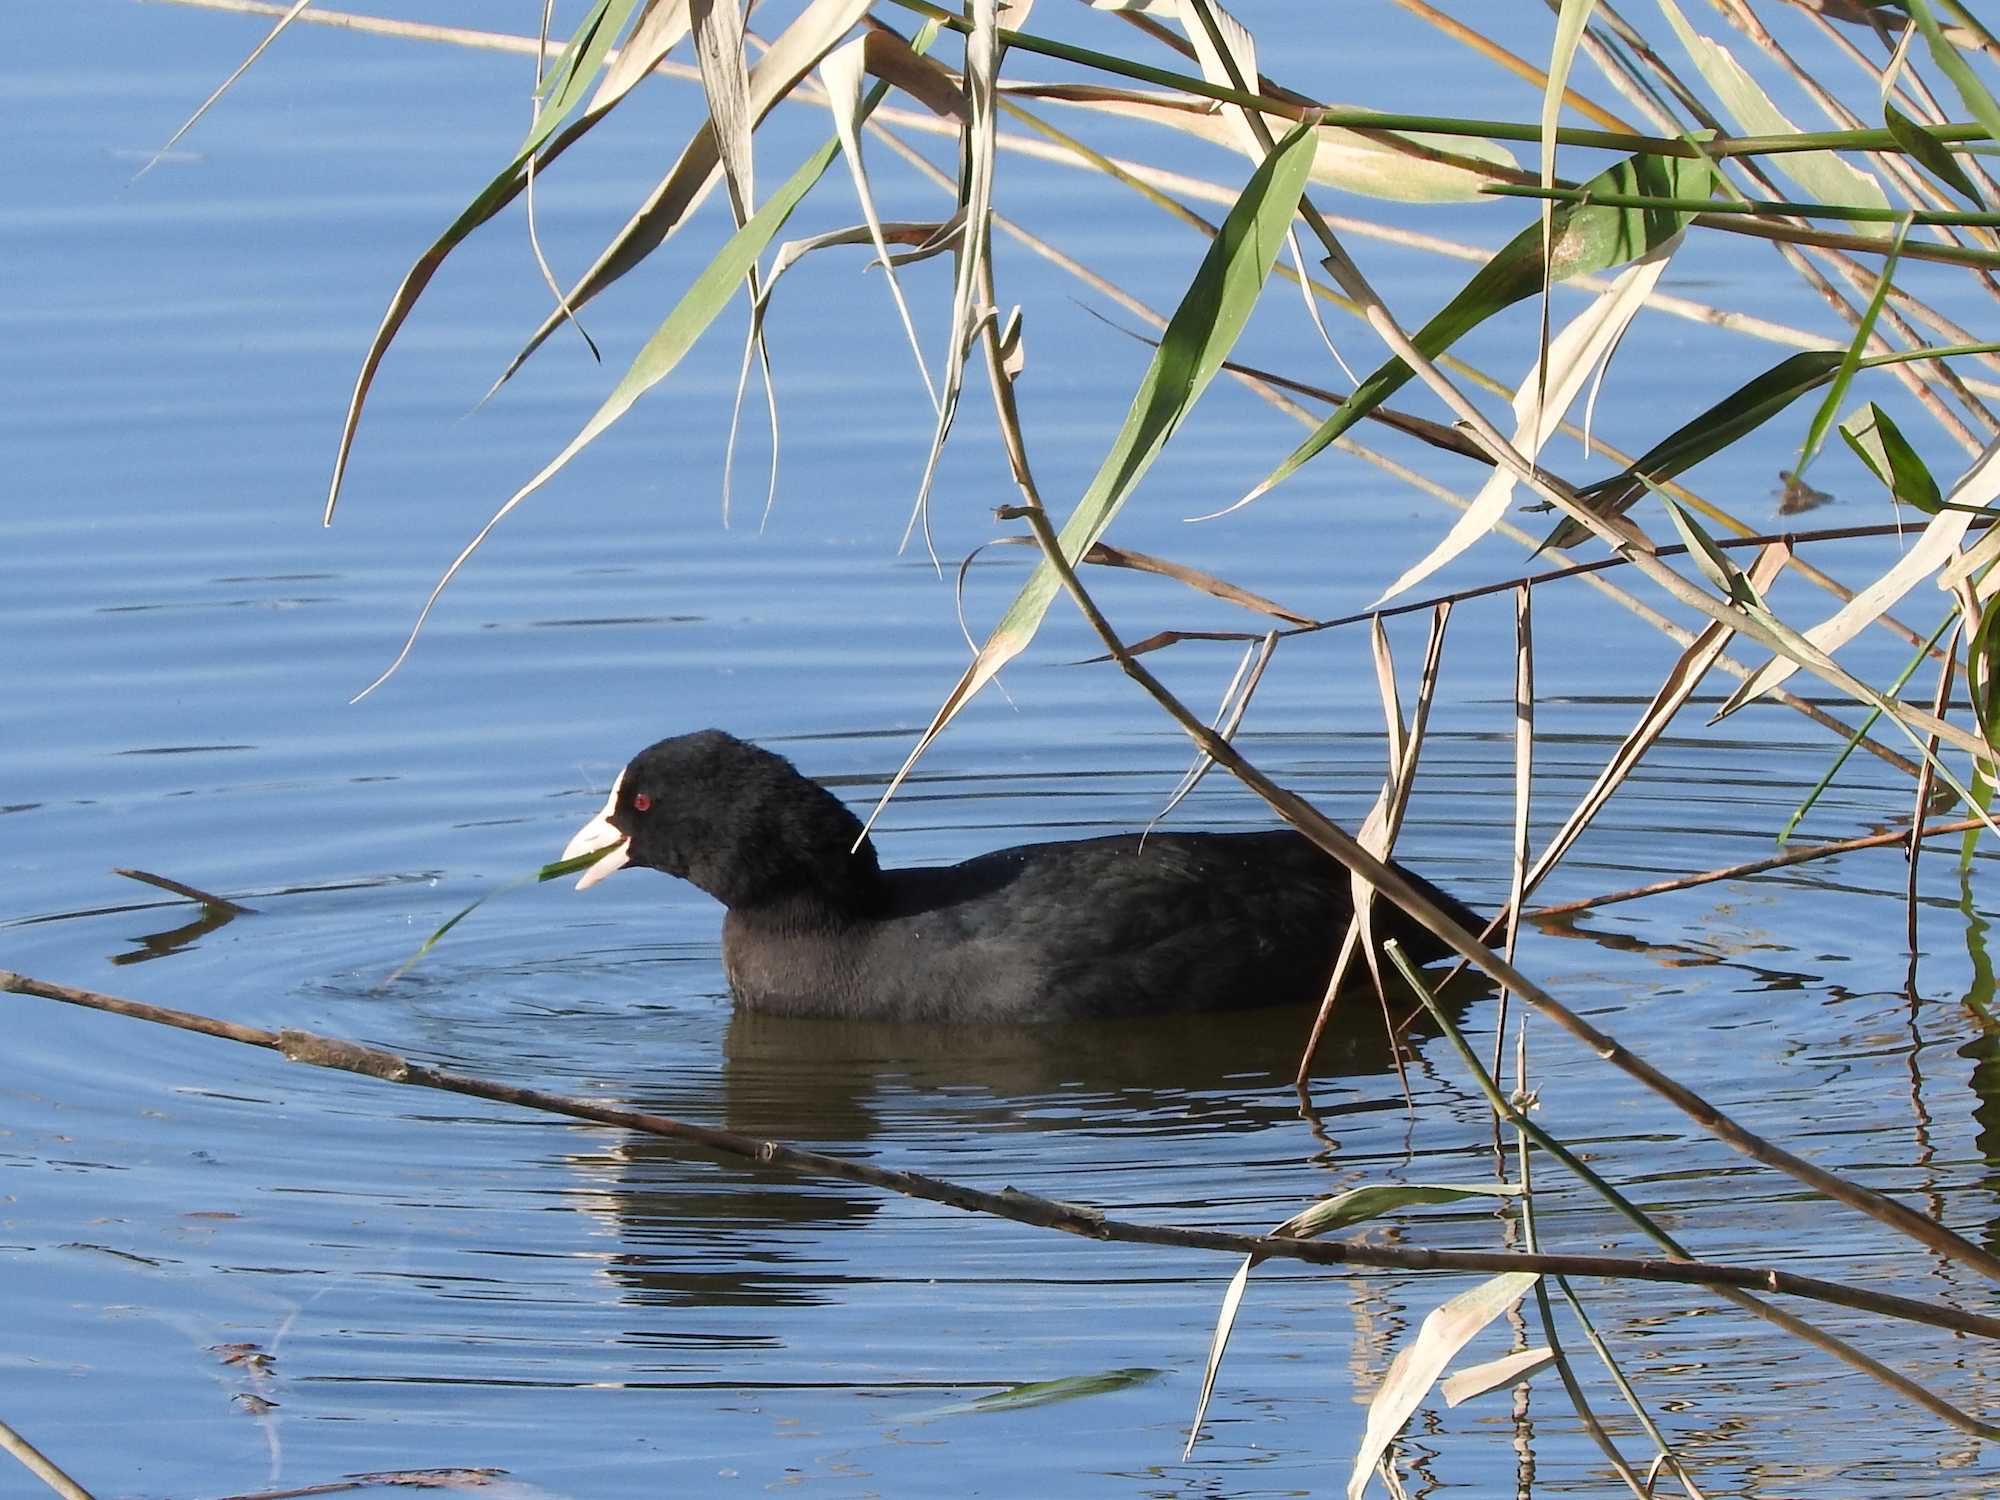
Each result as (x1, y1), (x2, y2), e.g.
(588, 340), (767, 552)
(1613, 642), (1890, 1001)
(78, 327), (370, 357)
(564, 770), (631, 890)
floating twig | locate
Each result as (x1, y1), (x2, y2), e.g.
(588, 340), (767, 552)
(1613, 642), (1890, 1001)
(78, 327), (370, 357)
(113, 868), (254, 915)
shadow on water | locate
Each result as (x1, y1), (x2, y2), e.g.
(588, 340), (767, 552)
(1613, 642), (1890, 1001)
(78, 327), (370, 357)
(568, 970), (1490, 1312)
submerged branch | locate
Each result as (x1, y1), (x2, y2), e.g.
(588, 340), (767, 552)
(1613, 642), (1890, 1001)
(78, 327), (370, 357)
(4, 969), (1999, 1345)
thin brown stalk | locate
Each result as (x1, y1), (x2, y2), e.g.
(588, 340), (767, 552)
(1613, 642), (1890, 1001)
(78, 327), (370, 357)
(1291, 519), (1981, 640)
(5, 970), (2000, 1345)
(1390, 0), (1638, 133)
(1526, 816), (1987, 920)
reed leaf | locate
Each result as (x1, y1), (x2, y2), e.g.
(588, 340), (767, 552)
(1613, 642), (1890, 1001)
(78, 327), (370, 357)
(1236, 149), (1714, 515)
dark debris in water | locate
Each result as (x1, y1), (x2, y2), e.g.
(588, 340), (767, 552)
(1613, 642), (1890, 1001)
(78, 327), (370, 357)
(207, 1467), (510, 1499)
(1776, 469), (1834, 515)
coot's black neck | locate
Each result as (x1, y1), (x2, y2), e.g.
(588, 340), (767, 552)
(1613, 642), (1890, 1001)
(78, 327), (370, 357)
(681, 768), (888, 920)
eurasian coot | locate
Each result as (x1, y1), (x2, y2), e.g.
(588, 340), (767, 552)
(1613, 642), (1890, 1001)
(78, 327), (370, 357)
(562, 729), (1478, 1022)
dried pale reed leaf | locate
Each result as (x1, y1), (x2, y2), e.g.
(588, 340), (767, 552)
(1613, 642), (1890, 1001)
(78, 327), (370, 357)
(691, 0), (754, 220)
(495, 0), (874, 392)
(766, 220), (952, 282)
(1154, 634), (1274, 828)
(135, 0), (313, 183)
(1372, 232), (1678, 606)
(1018, 88), (1517, 202)
(1232, 150), (1713, 518)
(590, 0), (691, 105)
(1440, 1347), (1557, 1407)
(860, 24), (967, 120)
(1540, 0), (1593, 209)
(1184, 1254), (1255, 1459)
(1658, 0), (1892, 233)
(1079, 541), (1313, 623)
(1187, 1182), (1520, 1458)
(906, 0), (1000, 560)
(862, 123), (1316, 831)
(355, 121), (860, 698)
(1348, 1273), (1541, 1500)
(821, 38), (939, 409)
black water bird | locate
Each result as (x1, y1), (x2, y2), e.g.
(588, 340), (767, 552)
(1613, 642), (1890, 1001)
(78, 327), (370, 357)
(562, 730), (1479, 1022)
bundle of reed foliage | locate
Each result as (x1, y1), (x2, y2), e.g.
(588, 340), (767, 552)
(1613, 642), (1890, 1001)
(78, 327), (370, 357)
(71, 0), (2000, 1493)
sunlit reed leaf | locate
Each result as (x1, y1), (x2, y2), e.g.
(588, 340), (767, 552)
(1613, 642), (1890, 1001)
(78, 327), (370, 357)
(1840, 402), (1945, 513)
(905, 0), (1000, 561)
(493, 0), (875, 395)
(1374, 231), (1678, 605)
(820, 38), (940, 411)
(1537, 0), (1596, 486)
(355, 112), (876, 699)
(1440, 1347), (1557, 1408)
(1540, 0), (1596, 362)
(590, 0), (694, 106)
(1236, 149), (1714, 517)
(1657, 0), (1891, 234)
(323, 0), (690, 523)
(691, 0), (753, 217)
(1347, 1273), (1541, 1500)
(1542, 0), (1594, 191)
(1018, 86), (1520, 201)
(527, 0), (642, 151)
(863, 120), (1317, 833)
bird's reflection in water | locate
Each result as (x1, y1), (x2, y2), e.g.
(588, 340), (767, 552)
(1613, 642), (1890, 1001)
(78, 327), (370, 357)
(564, 970), (1486, 1316)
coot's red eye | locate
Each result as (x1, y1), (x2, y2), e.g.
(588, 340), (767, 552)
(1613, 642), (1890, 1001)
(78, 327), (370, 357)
(632, 792), (652, 813)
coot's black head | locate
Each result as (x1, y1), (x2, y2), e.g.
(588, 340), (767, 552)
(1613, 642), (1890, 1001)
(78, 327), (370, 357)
(561, 729), (885, 915)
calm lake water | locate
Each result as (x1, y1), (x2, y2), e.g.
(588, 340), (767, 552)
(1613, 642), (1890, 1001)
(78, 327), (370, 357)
(9, 4), (2000, 1496)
